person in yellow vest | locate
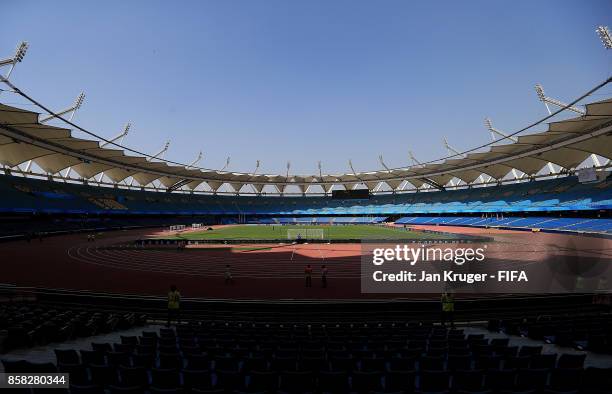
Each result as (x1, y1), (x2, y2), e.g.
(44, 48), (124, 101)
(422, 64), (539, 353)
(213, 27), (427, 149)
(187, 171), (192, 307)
(441, 291), (455, 328)
(167, 285), (181, 327)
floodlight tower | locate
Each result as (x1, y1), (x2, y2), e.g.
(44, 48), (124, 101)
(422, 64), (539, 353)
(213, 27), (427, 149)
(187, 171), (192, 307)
(100, 123), (132, 148)
(249, 160), (261, 194)
(442, 138), (465, 187)
(484, 118), (518, 143)
(304, 160), (322, 195)
(68, 122), (131, 179)
(187, 151), (203, 168)
(285, 161), (291, 179)
(347, 159), (365, 190)
(149, 141), (170, 161)
(95, 123), (132, 183)
(40, 92), (86, 123)
(534, 84), (585, 115)
(220, 157), (230, 172)
(595, 26), (612, 166)
(535, 81), (604, 169)
(484, 117), (519, 181)
(24, 92), (86, 175)
(129, 141), (170, 187)
(596, 25), (612, 49)
(378, 154), (392, 172)
(408, 151), (423, 167)
(348, 159), (356, 176)
(0, 41), (28, 87)
(443, 137), (465, 157)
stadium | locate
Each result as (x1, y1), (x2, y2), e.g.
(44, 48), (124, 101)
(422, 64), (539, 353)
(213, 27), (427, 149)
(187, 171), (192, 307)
(1, 3), (612, 393)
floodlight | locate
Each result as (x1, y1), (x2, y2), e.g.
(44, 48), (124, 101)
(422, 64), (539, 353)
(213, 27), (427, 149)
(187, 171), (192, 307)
(408, 150), (422, 166)
(533, 83), (585, 115)
(535, 84), (546, 101)
(379, 155), (391, 172)
(484, 117), (518, 143)
(0, 41), (29, 85)
(220, 157), (230, 171)
(14, 41), (29, 62)
(149, 141), (170, 161)
(40, 91), (88, 123)
(596, 26), (612, 49)
(73, 92), (86, 110)
(187, 151), (203, 168)
(443, 137), (463, 156)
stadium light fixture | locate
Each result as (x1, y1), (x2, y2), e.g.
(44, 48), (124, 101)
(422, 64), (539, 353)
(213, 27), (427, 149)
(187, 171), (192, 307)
(40, 92), (87, 123)
(521, 92), (596, 168)
(317, 161), (323, 180)
(96, 123), (131, 182)
(408, 151), (423, 167)
(534, 84), (552, 115)
(187, 151), (203, 168)
(443, 137), (463, 157)
(150, 141), (170, 160)
(596, 26), (612, 49)
(128, 140), (171, 186)
(286, 161), (291, 179)
(534, 83), (585, 115)
(378, 154), (392, 172)
(483, 119), (521, 180)
(348, 160), (365, 186)
(220, 157), (230, 172)
(484, 117), (518, 143)
(24, 91), (87, 177)
(101, 123), (132, 148)
(249, 159), (261, 176)
(0, 41), (29, 83)
(246, 160), (261, 194)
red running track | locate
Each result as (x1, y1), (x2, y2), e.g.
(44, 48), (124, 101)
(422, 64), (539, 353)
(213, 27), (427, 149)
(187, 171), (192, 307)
(1, 226), (611, 300)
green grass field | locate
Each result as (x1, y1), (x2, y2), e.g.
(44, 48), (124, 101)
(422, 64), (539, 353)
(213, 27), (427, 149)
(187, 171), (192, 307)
(157, 224), (456, 241)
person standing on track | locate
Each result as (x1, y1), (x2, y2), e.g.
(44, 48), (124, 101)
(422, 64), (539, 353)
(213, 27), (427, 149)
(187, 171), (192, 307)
(167, 285), (181, 327)
(224, 264), (233, 285)
(441, 291), (455, 328)
(321, 265), (328, 288)
(305, 264), (313, 287)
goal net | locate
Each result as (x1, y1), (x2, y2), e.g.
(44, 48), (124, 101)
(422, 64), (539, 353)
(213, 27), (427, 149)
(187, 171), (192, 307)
(169, 225), (186, 232)
(287, 228), (325, 240)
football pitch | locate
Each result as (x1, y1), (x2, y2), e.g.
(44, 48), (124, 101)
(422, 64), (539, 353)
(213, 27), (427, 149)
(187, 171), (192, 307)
(159, 224), (458, 241)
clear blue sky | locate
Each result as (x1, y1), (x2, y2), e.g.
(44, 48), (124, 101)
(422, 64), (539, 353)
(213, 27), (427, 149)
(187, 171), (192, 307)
(2, 0), (611, 176)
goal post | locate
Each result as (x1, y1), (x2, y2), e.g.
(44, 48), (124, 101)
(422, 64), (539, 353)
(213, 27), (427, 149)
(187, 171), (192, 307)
(287, 228), (325, 240)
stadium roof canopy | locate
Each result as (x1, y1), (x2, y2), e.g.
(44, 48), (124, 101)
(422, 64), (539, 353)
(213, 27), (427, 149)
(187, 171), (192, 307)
(0, 96), (611, 195)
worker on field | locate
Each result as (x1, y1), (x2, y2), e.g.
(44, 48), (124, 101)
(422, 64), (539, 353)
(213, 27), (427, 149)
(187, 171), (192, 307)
(321, 265), (328, 288)
(167, 285), (181, 327)
(305, 264), (313, 287)
(441, 291), (455, 328)
(225, 264), (233, 285)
